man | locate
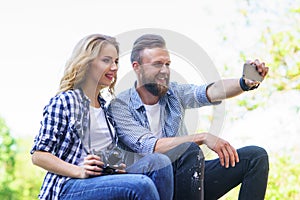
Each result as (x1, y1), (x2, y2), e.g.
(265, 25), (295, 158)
(110, 34), (269, 200)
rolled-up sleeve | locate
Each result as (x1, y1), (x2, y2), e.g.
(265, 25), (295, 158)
(30, 97), (67, 154)
(172, 82), (220, 108)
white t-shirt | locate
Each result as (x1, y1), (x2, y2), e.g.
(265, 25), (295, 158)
(144, 103), (162, 138)
(79, 106), (114, 165)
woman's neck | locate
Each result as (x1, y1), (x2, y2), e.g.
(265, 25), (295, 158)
(81, 84), (102, 108)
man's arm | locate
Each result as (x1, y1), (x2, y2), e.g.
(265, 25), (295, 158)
(206, 60), (269, 102)
(155, 132), (239, 168)
(154, 134), (206, 153)
(112, 92), (239, 168)
(155, 59), (268, 167)
(206, 78), (243, 102)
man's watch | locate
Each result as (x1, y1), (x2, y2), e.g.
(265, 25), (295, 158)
(239, 77), (260, 91)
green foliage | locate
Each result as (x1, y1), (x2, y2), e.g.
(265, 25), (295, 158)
(0, 117), (17, 199)
(237, 95), (261, 111)
(236, 2), (300, 111)
(219, 1), (300, 111)
(12, 139), (45, 199)
(0, 117), (45, 200)
(259, 4), (300, 92)
(265, 156), (300, 199)
(261, 26), (300, 91)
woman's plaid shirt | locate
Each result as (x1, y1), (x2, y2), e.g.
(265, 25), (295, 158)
(30, 89), (109, 200)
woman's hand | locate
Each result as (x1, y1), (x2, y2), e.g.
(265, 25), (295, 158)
(113, 163), (127, 174)
(79, 154), (105, 178)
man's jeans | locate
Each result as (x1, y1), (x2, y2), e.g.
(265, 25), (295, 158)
(164, 142), (205, 200)
(59, 153), (174, 200)
(164, 142), (269, 200)
(205, 145), (269, 200)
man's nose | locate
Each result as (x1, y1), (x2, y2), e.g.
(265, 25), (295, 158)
(159, 64), (169, 73)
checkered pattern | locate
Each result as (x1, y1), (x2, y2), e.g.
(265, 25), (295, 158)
(30, 88), (111, 200)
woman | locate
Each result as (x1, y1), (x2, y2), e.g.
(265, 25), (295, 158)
(31, 34), (173, 200)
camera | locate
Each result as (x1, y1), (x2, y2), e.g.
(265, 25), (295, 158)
(92, 146), (124, 175)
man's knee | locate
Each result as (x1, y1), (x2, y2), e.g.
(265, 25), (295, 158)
(181, 142), (205, 160)
(239, 145), (268, 159)
(165, 142), (204, 166)
(239, 145), (269, 171)
(252, 146), (269, 169)
(148, 153), (172, 168)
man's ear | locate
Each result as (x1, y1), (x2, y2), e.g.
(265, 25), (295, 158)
(132, 61), (140, 72)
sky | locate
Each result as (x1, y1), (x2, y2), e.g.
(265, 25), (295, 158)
(0, 0), (226, 138)
(0, 0), (292, 138)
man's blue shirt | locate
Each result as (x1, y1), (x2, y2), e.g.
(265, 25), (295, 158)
(109, 82), (219, 163)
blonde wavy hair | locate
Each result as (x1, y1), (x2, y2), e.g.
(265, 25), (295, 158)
(58, 34), (119, 95)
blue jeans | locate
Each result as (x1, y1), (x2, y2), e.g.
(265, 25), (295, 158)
(164, 142), (269, 200)
(164, 142), (205, 200)
(59, 153), (173, 200)
(204, 145), (269, 200)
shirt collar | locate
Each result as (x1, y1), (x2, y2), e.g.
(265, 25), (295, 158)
(74, 88), (107, 109)
(75, 88), (90, 103)
(131, 82), (144, 110)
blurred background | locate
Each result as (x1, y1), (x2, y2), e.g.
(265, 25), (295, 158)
(0, 0), (299, 199)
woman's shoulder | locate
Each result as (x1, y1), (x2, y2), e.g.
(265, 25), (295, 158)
(47, 89), (84, 107)
(51, 90), (76, 101)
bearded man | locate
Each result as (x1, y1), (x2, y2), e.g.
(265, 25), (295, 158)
(110, 34), (269, 200)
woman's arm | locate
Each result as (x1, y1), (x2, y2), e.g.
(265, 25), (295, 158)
(31, 150), (104, 178)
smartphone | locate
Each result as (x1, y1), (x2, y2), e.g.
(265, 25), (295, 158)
(242, 63), (264, 82)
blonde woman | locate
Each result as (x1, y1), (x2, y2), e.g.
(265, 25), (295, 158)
(31, 34), (173, 200)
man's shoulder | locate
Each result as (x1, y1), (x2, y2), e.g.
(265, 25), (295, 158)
(116, 88), (132, 99)
(169, 82), (180, 88)
(169, 82), (203, 92)
(168, 82), (189, 93)
(111, 88), (133, 107)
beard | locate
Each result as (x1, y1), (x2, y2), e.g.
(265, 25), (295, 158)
(144, 83), (168, 97)
(140, 67), (169, 97)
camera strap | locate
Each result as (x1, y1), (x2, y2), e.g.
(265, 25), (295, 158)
(86, 105), (117, 155)
(103, 108), (117, 145)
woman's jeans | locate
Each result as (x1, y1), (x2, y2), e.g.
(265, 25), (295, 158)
(164, 142), (269, 200)
(59, 153), (174, 200)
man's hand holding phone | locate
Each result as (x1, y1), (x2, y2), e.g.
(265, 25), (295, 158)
(240, 60), (269, 91)
(243, 63), (264, 82)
